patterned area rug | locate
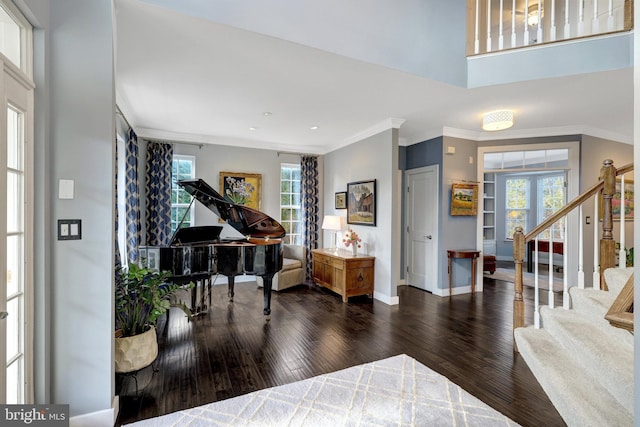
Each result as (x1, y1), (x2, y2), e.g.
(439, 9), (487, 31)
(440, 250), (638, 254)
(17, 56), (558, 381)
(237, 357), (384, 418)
(125, 354), (519, 426)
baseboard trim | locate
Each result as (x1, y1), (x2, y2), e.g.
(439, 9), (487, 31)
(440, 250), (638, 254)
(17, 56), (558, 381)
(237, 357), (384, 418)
(374, 291), (400, 305)
(69, 397), (118, 427)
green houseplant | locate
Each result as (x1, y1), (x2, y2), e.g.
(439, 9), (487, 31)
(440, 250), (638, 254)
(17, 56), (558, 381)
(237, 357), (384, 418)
(114, 263), (192, 373)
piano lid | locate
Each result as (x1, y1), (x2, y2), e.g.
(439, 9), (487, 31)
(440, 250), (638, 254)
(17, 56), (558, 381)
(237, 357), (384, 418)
(178, 178), (286, 239)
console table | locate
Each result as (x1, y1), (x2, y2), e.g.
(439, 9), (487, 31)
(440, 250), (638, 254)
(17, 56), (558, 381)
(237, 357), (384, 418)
(311, 248), (375, 302)
(447, 249), (480, 296)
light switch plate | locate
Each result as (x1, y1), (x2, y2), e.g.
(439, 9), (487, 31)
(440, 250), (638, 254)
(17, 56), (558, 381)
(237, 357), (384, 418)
(58, 219), (82, 240)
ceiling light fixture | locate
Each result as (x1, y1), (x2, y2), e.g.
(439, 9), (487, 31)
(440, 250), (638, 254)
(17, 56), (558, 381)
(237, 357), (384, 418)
(249, 126), (258, 131)
(527, 4), (542, 26)
(482, 110), (514, 131)
(262, 112), (272, 116)
(310, 125), (319, 130)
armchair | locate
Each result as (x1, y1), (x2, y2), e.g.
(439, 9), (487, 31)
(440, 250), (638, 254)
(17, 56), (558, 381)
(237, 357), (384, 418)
(257, 244), (307, 291)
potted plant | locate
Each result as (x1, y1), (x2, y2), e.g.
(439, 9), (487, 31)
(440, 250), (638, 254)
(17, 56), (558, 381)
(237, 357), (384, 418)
(114, 263), (192, 374)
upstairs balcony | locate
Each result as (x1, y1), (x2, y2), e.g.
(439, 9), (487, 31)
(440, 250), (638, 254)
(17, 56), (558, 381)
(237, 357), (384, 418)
(466, 0), (634, 87)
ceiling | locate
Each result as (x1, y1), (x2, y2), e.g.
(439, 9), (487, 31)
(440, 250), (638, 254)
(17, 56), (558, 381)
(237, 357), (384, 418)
(114, 0), (633, 155)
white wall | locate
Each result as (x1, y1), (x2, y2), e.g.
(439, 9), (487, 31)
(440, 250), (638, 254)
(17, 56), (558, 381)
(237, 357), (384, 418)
(323, 128), (401, 305)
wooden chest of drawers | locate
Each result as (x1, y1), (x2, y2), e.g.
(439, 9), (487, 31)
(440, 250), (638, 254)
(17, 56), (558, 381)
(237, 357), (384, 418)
(311, 248), (375, 302)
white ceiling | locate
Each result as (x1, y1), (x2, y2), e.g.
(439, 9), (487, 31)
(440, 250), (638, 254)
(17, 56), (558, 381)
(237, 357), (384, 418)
(114, 0), (633, 155)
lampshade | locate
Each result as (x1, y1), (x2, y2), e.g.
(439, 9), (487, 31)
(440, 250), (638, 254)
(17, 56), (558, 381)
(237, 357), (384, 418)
(322, 215), (343, 231)
(482, 110), (514, 131)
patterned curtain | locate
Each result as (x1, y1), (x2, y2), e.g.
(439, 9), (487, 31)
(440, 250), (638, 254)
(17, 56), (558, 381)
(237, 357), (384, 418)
(301, 156), (320, 280)
(146, 141), (174, 246)
(125, 128), (141, 264)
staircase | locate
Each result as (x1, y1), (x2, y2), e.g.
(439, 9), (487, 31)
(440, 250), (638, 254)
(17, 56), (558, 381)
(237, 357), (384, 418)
(514, 267), (634, 426)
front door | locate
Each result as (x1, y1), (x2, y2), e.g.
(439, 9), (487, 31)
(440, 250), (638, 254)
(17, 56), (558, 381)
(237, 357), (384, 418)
(406, 165), (438, 293)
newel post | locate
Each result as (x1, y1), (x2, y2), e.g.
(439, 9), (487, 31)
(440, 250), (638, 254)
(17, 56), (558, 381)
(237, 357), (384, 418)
(513, 226), (525, 351)
(600, 159), (617, 290)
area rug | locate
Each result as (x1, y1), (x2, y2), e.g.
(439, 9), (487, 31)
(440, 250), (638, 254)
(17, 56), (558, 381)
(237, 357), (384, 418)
(485, 268), (564, 292)
(125, 354), (519, 426)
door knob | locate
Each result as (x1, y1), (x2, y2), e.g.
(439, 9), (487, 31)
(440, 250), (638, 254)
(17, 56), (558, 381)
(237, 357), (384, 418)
(426, 235), (432, 240)
(0, 312), (7, 320)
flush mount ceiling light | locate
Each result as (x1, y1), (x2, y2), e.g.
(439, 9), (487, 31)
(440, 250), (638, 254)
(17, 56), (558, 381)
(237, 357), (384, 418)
(527, 3), (543, 26)
(482, 110), (514, 131)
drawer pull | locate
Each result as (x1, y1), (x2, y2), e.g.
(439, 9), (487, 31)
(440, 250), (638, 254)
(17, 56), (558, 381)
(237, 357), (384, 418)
(357, 273), (364, 282)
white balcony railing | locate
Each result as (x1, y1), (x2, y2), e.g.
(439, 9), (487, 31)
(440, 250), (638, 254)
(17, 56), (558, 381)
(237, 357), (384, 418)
(467, 0), (633, 55)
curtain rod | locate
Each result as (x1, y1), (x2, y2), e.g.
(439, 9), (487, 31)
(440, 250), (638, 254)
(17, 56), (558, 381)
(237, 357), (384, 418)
(277, 150), (317, 157)
(146, 137), (204, 149)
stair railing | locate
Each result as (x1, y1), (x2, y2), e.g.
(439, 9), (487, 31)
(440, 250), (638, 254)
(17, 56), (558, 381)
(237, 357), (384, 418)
(512, 159), (633, 345)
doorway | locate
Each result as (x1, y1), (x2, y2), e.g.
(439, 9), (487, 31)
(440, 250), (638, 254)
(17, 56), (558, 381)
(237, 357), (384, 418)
(405, 165), (439, 293)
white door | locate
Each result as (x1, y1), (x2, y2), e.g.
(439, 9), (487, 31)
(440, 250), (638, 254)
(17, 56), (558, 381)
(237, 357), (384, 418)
(1, 58), (34, 404)
(406, 165), (438, 292)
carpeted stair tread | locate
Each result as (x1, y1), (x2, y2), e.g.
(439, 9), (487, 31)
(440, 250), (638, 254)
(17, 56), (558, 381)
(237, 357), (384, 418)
(515, 326), (633, 427)
(568, 288), (634, 345)
(539, 306), (633, 412)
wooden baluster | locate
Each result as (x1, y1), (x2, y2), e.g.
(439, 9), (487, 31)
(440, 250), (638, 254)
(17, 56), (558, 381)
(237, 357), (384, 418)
(550, 0), (557, 41)
(593, 190), (600, 288)
(592, 0), (600, 33)
(524, 0), (530, 44)
(487, 0), (493, 51)
(578, 0), (585, 36)
(536, 1), (543, 43)
(600, 159), (616, 290)
(513, 227), (525, 350)
(534, 236), (540, 328)
(475, 0), (481, 54)
(607, 0), (614, 31)
(564, 0), (571, 38)
(563, 216), (570, 309)
(578, 205), (585, 289)
(619, 172), (626, 266)
(499, 0), (504, 49)
(511, 0), (517, 47)
(548, 225), (554, 309)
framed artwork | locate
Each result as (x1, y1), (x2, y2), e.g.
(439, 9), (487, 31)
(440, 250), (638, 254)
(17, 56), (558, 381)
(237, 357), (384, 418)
(219, 171), (262, 210)
(450, 183), (478, 216)
(347, 179), (376, 226)
(600, 178), (634, 221)
(335, 192), (347, 209)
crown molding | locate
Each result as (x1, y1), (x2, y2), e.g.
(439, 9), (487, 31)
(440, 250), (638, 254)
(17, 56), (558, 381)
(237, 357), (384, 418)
(342, 118), (406, 146)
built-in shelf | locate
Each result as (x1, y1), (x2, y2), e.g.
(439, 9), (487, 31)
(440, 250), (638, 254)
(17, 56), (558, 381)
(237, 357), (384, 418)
(483, 172), (496, 255)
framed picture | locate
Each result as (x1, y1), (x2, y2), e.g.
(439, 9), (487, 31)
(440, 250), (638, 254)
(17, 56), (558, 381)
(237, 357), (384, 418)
(347, 180), (376, 226)
(219, 171), (262, 210)
(600, 177), (634, 221)
(450, 183), (478, 216)
(335, 192), (347, 209)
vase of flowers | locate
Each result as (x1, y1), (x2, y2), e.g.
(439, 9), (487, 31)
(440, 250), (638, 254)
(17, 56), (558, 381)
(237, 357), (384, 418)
(343, 229), (362, 257)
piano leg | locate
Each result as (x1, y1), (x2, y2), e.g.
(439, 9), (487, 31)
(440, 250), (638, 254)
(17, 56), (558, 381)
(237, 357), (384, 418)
(261, 272), (275, 318)
(227, 276), (235, 302)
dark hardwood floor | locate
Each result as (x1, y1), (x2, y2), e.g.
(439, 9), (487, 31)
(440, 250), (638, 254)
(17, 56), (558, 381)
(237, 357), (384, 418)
(115, 271), (565, 427)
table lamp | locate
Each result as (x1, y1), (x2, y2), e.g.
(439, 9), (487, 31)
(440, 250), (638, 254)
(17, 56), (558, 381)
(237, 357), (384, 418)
(322, 215), (344, 253)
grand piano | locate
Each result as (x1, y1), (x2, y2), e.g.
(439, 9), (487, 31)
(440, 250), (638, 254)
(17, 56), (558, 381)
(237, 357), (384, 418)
(139, 178), (285, 318)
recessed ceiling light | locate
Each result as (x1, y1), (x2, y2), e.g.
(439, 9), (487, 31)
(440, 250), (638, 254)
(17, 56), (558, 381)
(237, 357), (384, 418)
(310, 126), (319, 130)
(249, 126), (258, 131)
(262, 112), (272, 116)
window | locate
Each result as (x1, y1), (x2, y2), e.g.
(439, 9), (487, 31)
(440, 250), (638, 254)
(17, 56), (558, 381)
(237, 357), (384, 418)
(538, 174), (566, 241)
(0, 0), (32, 76)
(280, 164), (301, 245)
(505, 178), (529, 239)
(171, 155), (195, 232)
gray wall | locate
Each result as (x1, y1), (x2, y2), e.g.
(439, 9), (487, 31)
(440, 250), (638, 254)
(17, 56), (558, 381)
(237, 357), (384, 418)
(25, 0), (116, 421)
(324, 129), (401, 303)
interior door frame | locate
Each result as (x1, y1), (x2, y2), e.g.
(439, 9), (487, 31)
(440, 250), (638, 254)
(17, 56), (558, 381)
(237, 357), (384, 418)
(404, 164), (439, 293)
(476, 141), (580, 290)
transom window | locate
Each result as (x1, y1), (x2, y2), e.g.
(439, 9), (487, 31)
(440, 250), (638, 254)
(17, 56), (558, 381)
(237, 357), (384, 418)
(171, 155), (195, 232)
(0, 1), (32, 76)
(280, 164), (301, 245)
